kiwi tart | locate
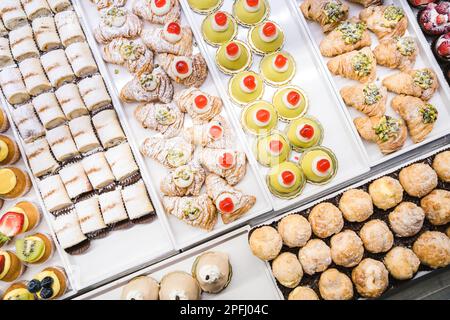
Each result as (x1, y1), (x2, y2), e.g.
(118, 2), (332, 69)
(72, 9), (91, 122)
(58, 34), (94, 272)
(248, 21), (284, 55)
(202, 11), (238, 47)
(215, 40), (252, 75)
(2, 282), (35, 300)
(267, 161), (306, 199)
(260, 51), (296, 87)
(254, 131), (291, 167)
(241, 100), (278, 135)
(228, 71), (265, 105)
(233, 0), (270, 27)
(15, 233), (54, 265)
(285, 116), (324, 152)
(187, 0), (224, 14)
(299, 146), (338, 185)
(272, 86), (308, 122)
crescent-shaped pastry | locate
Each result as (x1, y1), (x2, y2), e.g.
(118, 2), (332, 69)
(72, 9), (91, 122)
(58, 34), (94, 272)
(0, 38), (14, 69)
(0, 0), (27, 31)
(20, 0), (51, 20)
(91, 0), (127, 10)
(46, 0), (71, 13)
(121, 180), (154, 220)
(11, 103), (45, 143)
(374, 36), (418, 71)
(359, 5), (408, 40)
(59, 162), (93, 199)
(94, 6), (142, 44)
(9, 24), (39, 62)
(0, 18), (6, 36)
(199, 148), (247, 186)
(300, 0), (349, 33)
(347, 0), (382, 7)
(55, 10), (86, 47)
(162, 194), (217, 231)
(181, 115), (233, 149)
(141, 21), (193, 56)
(140, 136), (194, 168)
(354, 115), (407, 155)
(0, 67), (30, 105)
(340, 83), (387, 117)
(46, 125), (79, 161)
(205, 174), (256, 224)
(327, 47), (377, 83)
(134, 102), (184, 138)
(157, 53), (208, 88)
(160, 161), (206, 197)
(19, 57), (52, 96)
(24, 138), (59, 177)
(174, 87), (223, 124)
(32, 16), (62, 52)
(391, 95), (438, 144)
(65, 42), (99, 77)
(132, 0), (181, 25)
(32, 92), (66, 129)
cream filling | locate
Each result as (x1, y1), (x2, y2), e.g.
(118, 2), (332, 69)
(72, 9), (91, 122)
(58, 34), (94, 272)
(168, 290), (189, 300)
(163, 22), (182, 43)
(198, 265), (222, 284)
(151, 0), (171, 16)
(192, 95), (212, 114)
(173, 166), (194, 188)
(311, 156), (332, 177)
(126, 290), (145, 300)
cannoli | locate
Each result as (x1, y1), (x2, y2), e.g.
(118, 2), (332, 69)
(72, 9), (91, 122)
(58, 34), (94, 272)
(134, 102), (184, 138)
(32, 16), (62, 52)
(373, 36), (418, 71)
(20, 0), (51, 20)
(11, 103), (45, 142)
(160, 162), (206, 197)
(340, 83), (387, 117)
(68, 116), (101, 153)
(9, 24), (39, 62)
(98, 189), (128, 225)
(105, 143), (139, 181)
(41, 49), (75, 88)
(300, 0), (349, 33)
(55, 10), (86, 47)
(132, 0), (181, 25)
(91, 0), (127, 10)
(47, 0), (71, 13)
(32, 92), (66, 130)
(142, 21), (193, 56)
(0, 0), (27, 31)
(157, 53), (208, 88)
(65, 42), (98, 77)
(81, 152), (115, 189)
(78, 75), (112, 111)
(181, 115), (232, 149)
(174, 88), (223, 124)
(23, 138), (59, 177)
(75, 196), (107, 235)
(19, 58), (52, 96)
(327, 47), (377, 83)
(94, 6), (142, 44)
(199, 148), (247, 186)
(121, 180), (154, 220)
(0, 38), (14, 69)
(140, 136), (194, 168)
(359, 5), (408, 40)
(52, 210), (88, 251)
(91, 109), (126, 148)
(55, 83), (89, 120)
(0, 67), (30, 105)
(46, 125), (79, 161)
(39, 175), (72, 212)
(58, 162), (93, 199)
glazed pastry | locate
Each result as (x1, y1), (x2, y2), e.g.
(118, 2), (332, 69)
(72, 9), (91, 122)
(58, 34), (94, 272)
(369, 176), (404, 210)
(318, 269), (353, 300)
(175, 88), (223, 124)
(46, 125), (79, 161)
(142, 21), (193, 56)
(434, 33), (450, 62)
(288, 287), (319, 300)
(255, 131), (290, 167)
(339, 189), (373, 223)
(340, 83), (387, 117)
(248, 21), (284, 55)
(300, 147), (337, 184)
(192, 251), (232, 294)
(20, 0), (51, 20)
(39, 175), (72, 212)
(352, 258), (388, 298)
(141, 136), (194, 168)
(182, 115), (232, 149)
(59, 162), (93, 199)
(157, 53), (208, 88)
(418, 2), (450, 36)
(0, 202), (41, 245)
(23, 138), (59, 177)
(330, 230), (364, 267)
(29, 267), (67, 300)
(384, 247), (420, 280)
(19, 58), (51, 96)
(421, 189), (450, 226)
(32, 16), (61, 52)
(91, 0), (127, 10)
(134, 103), (183, 138)
(163, 194), (217, 230)
(40, 49), (76, 88)
(241, 101), (278, 135)
(0, 135), (20, 166)
(187, 0), (222, 14)
(65, 42), (98, 77)
(277, 214), (311, 248)
(413, 231), (450, 269)
(69, 116), (101, 153)
(354, 115), (407, 155)
(347, 0), (382, 7)
(54, 10), (86, 47)
(249, 226), (282, 261)
(0, 109), (9, 133)
(121, 180), (154, 220)
(308, 202), (344, 239)
(298, 239), (332, 275)
(75, 197), (107, 235)
(0, 67), (30, 105)
(202, 11), (237, 46)
(285, 117), (323, 151)
(233, 0), (269, 26)
(199, 148), (247, 186)
(55, 83), (89, 120)
(92, 109), (126, 148)
(160, 162), (206, 197)
(81, 152), (115, 189)
(122, 68), (173, 104)
(272, 252), (303, 289)
(260, 52), (295, 86)
(433, 151), (450, 182)
(0, 251), (24, 282)
(15, 233), (53, 264)
(327, 47), (377, 83)
(52, 210), (88, 251)
(99, 189), (129, 225)
(121, 276), (159, 300)
(272, 86), (308, 121)
(32, 93), (66, 130)
(228, 71), (264, 105)
(215, 40), (252, 75)
(159, 272), (200, 300)
(383, 69), (438, 101)
(206, 174), (256, 224)
(300, 0), (349, 33)
(267, 162), (306, 199)
(78, 75), (112, 111)
(104, 143), (139, 181)
(359, 5), (408, 39)
(11, 103), (45, 143)
(94, 6), (142, 45)
(101, 38), (154, 75)
(133, 0), (180, 25)
(2, 282), (35, 300)
(388, 202), (425, 237)
(0, 38), (13, 69)
(319, 18), (371, 57)
(359, 219), (393, 253)
(374, 36), (418, 71)
(47, 0), (71, 13)
(399, 163), (438, 197)
(0, 0), (27, 30)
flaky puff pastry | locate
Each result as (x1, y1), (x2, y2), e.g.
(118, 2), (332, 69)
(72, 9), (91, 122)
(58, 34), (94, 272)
(160, 162), (206, 197)
(94, 6), (142, 44)
(327, 47), (377, 83)
(420, 189), (450, 226)
(175, 88), (223, 125)
(347, 0), (382, 7)
(181, 115), (232, 149)
(157, 53), (208, 88)
(134, 102), (184, 138)
(91, 0), (127, 10)
(199, 148), (247, 186)
(369, 176), (404, 210)
(383, 68), (439, 101)
(206, 174), (256, 224)
(374, 36), (418, 71)
(391, 95), (438, 144)
(359, 5), (408, 40)
(163, 194), (217, 231)
(340, 83), (387, 117)
(413, 231), (450, 269)
(399, 163), (438, 198)
(133, 0), (180, 25)
(142, 22), (193, 56)
(354, 115), (407, 155)
(432, 151), (450, 182)
(300, 0), (349, 33)
(140, 136), (194, 169)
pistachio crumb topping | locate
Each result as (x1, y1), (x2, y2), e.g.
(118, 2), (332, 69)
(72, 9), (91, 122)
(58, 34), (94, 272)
(374, 116), (400, 142)
(363, 83), (382, 105)
(396, 37), (416, 57)
(383, 6), (404, 22)
(324, 1), (346, 24)
(419, 103), (438, 124)
(337, 21), (366, 45)
(352, 52), (373, 77)
(182, 201), (200, 220)
(413, 70), (433, 90)
(155, 106), (176, 125)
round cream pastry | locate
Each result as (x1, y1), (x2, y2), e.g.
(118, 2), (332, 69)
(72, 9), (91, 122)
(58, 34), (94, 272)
(173, 166), (194, 188)
(308, 202), (344, 239)
(159, 271), (201, 300)
(383, 247), (420, 280)
(249, 226), (282, 261)
(368, 177), (404, 210)
(151, 0), (172, 16)
(288, 286), (319, 300)
(163, 21), (182, 43)
(413, 231), (450, 269)
(399, 163), (438, 198)
(192, 93), (212, 114)
(432, 151), (450, 182)
(388, 202), (425, 237)
(225, 43), (241, 61)
(420, 189), (450, 226)
(252, 108), (273, 127)
(298, 239), (331, 276)
(172, 57), (193, 79)
(359, 219), (393, 254)
(121, 276), (160, 300)
(351, 258), (389, 299)
(192, 251), (232, 294)
(319, 269), (353, 300)
(339, 189), (373, 223)
(272, 54), (289, 73)
(330, 230), (364, 268)
(277, 214), (311, 248)
(271, 252), (303, 289)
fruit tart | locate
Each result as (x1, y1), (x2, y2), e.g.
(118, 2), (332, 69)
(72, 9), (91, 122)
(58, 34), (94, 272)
(248, 21), (284, 55)
(228, 71), (264, 105)
(28, 267), (68, 300)
(187, 0), (223, 14)
(142, 21), (193, 56)
(0, 134), (20, 166)
(267, 161), (306, 199)
(300, 0), (349, 33)
(0, 251), (25, 282)
(272, 86), (308, 121)
(434, 32), (450, 62)
(241, 101), (278, 135)
(2, 282), (35, 300)
(418, 2), (450, 36)
(260, 51), (296, 86)
(359, 5), (408, 40)
(202, 11), (237, 47)
(233, 0), (270, 27)
(0, 167), (31, 200)
(300, 146), (338, 184)
(255, 131), (291, 167)
(0, 202), (41, 246)
(0, 108), (9, 133)
(216, 40), (252, 75)
(285, 117), (324, 152)
(15, 233), (53, 265)
(133, 0), (181, 25)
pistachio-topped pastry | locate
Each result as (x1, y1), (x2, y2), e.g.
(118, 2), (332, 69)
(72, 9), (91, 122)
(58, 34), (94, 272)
(286, 117), (323, 151)
(216, 40), (252, 74)
(360, 5), (408, 40)
(241, 101), (278, 135)
(382, 68), (438, 101)
(248, 21), (284, 55)
(267, 161), (306, 199)
(260, 52), (295, 86)
(327, 47), (376, 83)
(337, 20), (366, 45)
(233, 0), (269, 27)
(159, 271), (201, 300)
(300, 147), (337, 184)
(192, 251), (232, 294)
(374, 36), (418, 71)
(229, 71), (264, 105)
(255, 131), (290, 167)
(301, 0), (349, 33)
(187, 0), (223, 14)
(202, 11), (237, 46)
(272, 86), (308, 121)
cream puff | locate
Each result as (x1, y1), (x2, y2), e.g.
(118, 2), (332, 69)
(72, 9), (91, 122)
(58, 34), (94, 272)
(383, 247), (420, 280)
(277, 214), (311, 248)
(399, 163), (438, 198)
(288, 286), (319, 300)
(339, 189), (373, 222)
(369, 176), (404, 210)
(159, 271), (201, 300)
(351, 258), (388, 299)
(271, 252), (303, 289)
(249, 226), (282, 261)
(420, 189), (450, 226)
(319, 269), (353, 301)
(298, 239), (331, 276)
(330, 230), (364, 268)
(388, 202), (425, 237)
(413, 231), (450, 269)
(432, 151), (450, 182)
(308, 203), (344, 239)
(359, 219), (393, 253)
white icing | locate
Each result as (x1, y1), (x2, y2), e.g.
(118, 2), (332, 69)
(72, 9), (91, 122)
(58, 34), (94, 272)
(163, 22), (182, 43)
(239, 76), (257, 93)
(173, 166), (194, 188)
(198, 265), (222, 284)
(252, 108), (271, 127)
(272, 55), (289, 73)
(103, 8), (126, 27)
(259, 23), (278, 43)
(295, 124), (314, 142)
(282, 91), (301, 109)
(126, 291), (144, 300)
(151, 0), (171, 16)
(211, 13), (229, 32)
(216, 193), (237, 213)
(243, 0), (261, 13)
(192, 94), (212, 114)
(311, 156), (332, 177)
(278, 171), (296, 188)
(171, 57), (192, 79)
(168, 290), (189, 300)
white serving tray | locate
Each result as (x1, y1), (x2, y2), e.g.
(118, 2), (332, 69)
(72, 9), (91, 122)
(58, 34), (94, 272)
(75, 1), (274, 250)
(292, 0), (450, 167)
(179, 0), (371, 212)
(74, 226), (282, 300)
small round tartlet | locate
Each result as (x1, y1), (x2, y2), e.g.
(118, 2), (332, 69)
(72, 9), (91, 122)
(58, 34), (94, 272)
(267, 161), (306, 199)
(241, 100), (278, 135)
(233, 0), (270, 27)
(254, 131), (291, 167)
(260, 51), (296, 86)
(216, 40), (252, 75)
(299, 146), (338, 185)
(229, 71), (264, 105)
(248, 21), (284, 55)
(202, 11), (237, 47)
(187, 0), (223, 14)
(273, 86), (308, 122)
(285, 116), (323, 152)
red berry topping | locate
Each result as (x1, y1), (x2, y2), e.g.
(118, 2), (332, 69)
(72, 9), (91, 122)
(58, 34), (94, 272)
(274, 54), (288, 69)
(226, 42), (239, 56)
(281, 170), (295, 185)
(263, 22), (277, 37)
(215, 12), (228, 26)
(243, 75), (256, 90)
(299, 124), (314, 139)
(246, 0), (259, 7)
(317, 159), (331, 173)
(0, 255), (4, 274)
(438, 40), (450, 56)
(167, 22), (181, 35)
(256, 109), (270, 123)
(175, 60), (189, 74)
(194, 94), (208, 109)
(287, 91), (301, 106)
(269, 140), (283, 153)
(0, 211), (25, 238)
(154, 0), (167, 8)
(209, 125), (223, 139)
(219, 197), (235, 213)
(219, 152), (234, 169)
(436, 14), (447, 25)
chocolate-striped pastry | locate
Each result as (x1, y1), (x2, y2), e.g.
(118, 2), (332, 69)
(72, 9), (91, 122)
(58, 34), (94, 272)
(19, 58), (52, 96)
(158, 53), (208, 88)
(0, 0), (27, 30)
(47, 0), (71, 13)
(46, 125), (79, 161)
(12, 103), (45, 142)
(120, 67), (173, 103)
(20, 0), (51, 20)
(55, 83), (89, 120)
(94, 6), (142, 44)
(39, 175), (72, 212)
(9, 24), (39, 62)
(92, 109), (126, 148)
(121, 180), (154, 220)
(199, 148), (247, 186)
(99, 189), (128, 225)
(32, 16), (62, 52)
(160, 162), (206, 197)
(175, 88), (223, 124)
(181, 115), (232, 149)
(132, 0), (181, 25)
(41, 49), (76, 88)
(75, 196), (107, 235)
(140, 136), (194, 168)
(32, 92), (66, 130)
(142, 21), (193, 56)
(69, 116), (101, 153)
(82, 152), (115, 189)
(55, 10), (86, 47)
(0, 67), (30, 105)
(52, 210), (88, 251)
(78, 75), (112, 111)
(105, 143), (139, 181)
(65, 42), (98, 77)
(59, 162), (93, 199)
(134, 102), (184, 138)
(0, 38), (14, 69)
(24, 138), (59, 177)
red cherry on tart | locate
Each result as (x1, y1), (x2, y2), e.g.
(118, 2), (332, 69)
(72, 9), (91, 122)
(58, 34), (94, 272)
(247, 0), (259, 7)
(286, 91), (301, 108)
(280, 170), (296, 187)
(212, 11), (229, 32)
(155, 0), (167, 7)
(209, 124), (223, 140)
(269, 139), (283, 155)
(167, 22), (181, 35)
(254, 109), (271, 127)
(260, 22), (278, 42)
(176, 61), (189, 74)
(217, 196), (235, 213)
(225, 42), (241, 61)
(164, 21), (182, 43)
(240, 75), (257, 93)
(218, 152), (235, 169)
(299, 124), (315, 140)
(273, 54), (288, 72)
(244, 0), (261, 12)
(172, 58), (192, 79)
(316, 158), (331, 174)
(193, 94), (210, 113)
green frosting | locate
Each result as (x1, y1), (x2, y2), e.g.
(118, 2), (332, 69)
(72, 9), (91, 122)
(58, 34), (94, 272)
(256, 132), (290, 167)
(188, 0), (221, 11)
(413, 70), (433, 90)
(396, 37), (416, 57)
(420, 103), (438, 124)
(217, 42), (250, 72)
(260, 53), (295, 85)
(384, 6), (404, 22)
(300, 149), (335, 183)
(234, 0), (268, 25)
(229, 72), (264, 104)
(272, 88), (307, 120)
(286, 117), (322, 150)
(242, 101), (278, 135)
(363, 84), (382, 105)
(268, 161), (305, 197)
(352, 52), (373, 77)
(373, 116), (401, 143)
(324, 2), (346, 24)
(250, 24), (284, 54)
(202, 14), (236, 46)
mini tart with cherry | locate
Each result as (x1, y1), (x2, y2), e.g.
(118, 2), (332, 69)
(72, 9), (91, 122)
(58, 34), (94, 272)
(187, 0), (223, 14)
(0, 135), (20, 166)
(285, 117), (323, 152)
(267, 161), (306, 199)
(273, 86), (308, 121)
(229, 71), (264, 105)
(299, 146), (337, 185)
(255, 131), (291, 167)
(2, 282), (35, 300)
(0, 251), (25, 282)
(202, 11), (238, 46)
(0, 108), (9, 133)
(216, 40), (252, 74)
(260, 51), (296, 86)
(0, 202), (41, 246)
(241, 101), (278, 135)
(0, 167), (31, 200)
(233, 0), (269, 27)
(15, 233), (53, 265)
(27, 267), (68, 300)
(248, 21), (284, 55)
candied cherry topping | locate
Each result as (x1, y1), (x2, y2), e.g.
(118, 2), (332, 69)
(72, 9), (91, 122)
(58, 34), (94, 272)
(243, 75), (256, 90)
(274, 54), (288, 69)
(317, 159), (331, 173)
(256, 109), (271, 123)
(246, 0), (259, 7)
(287, 91), (301, 106)
(263, 22), (277, 37)
(154, 0), (167, 8)
(299, 124), (314, 139)
(219, 197), (235, 213)
(219, 152), (234, 168)
(0, 255), (4, 274)
(209, 125), (223, 139)
(167, 22), (181, 35)
(215, 12), (228, 26)
(194, 94), (208, 109)
(226, 42), (239, 56)
(269, 140), (283, 153)
(281, 170), (295, 185)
